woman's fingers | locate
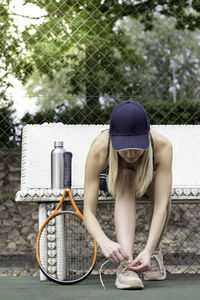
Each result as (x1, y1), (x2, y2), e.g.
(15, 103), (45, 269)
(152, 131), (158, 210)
(100, 240), (130, 263)
(108, 250), (127, 263)
(119, 248), (129, 261)
(127, 249), (152, 272)
(128, 256), (150, 272)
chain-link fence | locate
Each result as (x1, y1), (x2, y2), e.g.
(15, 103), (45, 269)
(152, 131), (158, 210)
(96, 201), (200, 275)
(0, 1), (200, 275)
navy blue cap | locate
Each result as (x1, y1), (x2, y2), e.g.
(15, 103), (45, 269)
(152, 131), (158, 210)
(109, 101), (150, 151)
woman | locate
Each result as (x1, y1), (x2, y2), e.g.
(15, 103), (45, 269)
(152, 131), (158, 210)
(83, 100), (172, 289)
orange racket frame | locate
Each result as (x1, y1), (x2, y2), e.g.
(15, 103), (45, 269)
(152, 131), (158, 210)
(36, 187), (97, 284)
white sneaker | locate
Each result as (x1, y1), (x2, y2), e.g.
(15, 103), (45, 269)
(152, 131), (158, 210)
(143, 249), (166, 281)
(115, 261), (144, 289)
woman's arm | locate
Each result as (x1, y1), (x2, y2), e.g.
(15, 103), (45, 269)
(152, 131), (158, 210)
(83, 148), (108, 244)
(144, 141), (172, 253)
(129, 140), (173, 271)
(83, 139), (129, 263)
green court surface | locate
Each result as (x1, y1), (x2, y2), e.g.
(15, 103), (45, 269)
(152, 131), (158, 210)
(0, 274), (199, 300)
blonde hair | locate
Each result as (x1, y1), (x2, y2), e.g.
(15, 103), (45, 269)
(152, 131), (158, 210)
(107, 134), (153, 198)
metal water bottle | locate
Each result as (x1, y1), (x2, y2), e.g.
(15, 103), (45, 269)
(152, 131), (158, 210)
(51, 141), (65, 189)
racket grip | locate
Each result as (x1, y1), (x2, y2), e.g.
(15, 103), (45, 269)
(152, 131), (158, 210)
(64, 151), (72, 188)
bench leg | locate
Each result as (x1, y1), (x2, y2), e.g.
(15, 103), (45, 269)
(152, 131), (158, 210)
(39, 203), (47, 281)
(56, 207), (66, 280)
(38, 203), (66, 281)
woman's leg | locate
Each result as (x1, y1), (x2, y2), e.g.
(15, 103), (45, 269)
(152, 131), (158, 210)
(114, 168), (136, 261)
(143, 176), (171, 280)
(147, 176), (171, 250)
(149, 201), (171, 250)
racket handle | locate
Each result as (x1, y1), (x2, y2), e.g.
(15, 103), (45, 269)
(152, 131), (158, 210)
(64, 152), (72, 188)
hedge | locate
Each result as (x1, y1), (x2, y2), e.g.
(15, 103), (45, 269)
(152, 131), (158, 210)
(1, 99), (199, 147)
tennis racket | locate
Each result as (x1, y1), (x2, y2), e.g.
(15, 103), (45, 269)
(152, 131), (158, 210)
(36, 151), (97, 284)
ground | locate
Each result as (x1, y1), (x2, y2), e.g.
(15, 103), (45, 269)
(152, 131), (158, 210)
(0, 274), (199, 300)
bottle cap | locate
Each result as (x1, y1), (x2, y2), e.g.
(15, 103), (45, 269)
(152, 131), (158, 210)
(54, 141), (63, 147)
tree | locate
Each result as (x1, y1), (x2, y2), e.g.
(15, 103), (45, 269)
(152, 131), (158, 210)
(2, 0), (200, 106)
(120, 16), (200, 102)
(21, 0), (144, 106)
(0, 1), (16, 103)
(0, 1), (33, 105)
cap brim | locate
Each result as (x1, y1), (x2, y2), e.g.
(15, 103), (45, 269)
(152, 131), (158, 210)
(110, 133), (149, 151)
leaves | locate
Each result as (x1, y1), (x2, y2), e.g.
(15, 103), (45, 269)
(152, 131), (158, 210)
(1, 0), (200, 106)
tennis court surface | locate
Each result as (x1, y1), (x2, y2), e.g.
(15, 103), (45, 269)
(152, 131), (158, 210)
(0, 274), (199, 300)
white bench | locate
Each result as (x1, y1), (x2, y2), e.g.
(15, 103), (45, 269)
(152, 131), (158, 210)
(15, 124), (200, 279)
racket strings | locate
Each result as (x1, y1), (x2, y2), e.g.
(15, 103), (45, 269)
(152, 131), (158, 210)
(66, 214), (94, 280)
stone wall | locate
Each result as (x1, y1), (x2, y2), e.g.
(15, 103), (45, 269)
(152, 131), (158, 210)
(0, 148), (21, 193)
(0, 148), (200, 276)
(0, 148), (39, 275)
(0, 194), (39, 275)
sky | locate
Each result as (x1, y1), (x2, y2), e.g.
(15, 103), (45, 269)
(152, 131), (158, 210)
(8, 0), (46, 119)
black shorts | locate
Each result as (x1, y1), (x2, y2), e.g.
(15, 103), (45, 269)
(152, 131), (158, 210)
(99, 167), (157, 194)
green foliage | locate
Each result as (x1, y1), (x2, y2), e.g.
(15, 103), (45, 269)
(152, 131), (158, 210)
(2, 0), (200, 108)
(2, 99), (199, 148)
(13, 0), (200, 106)
(121, 16), (200, 103)
(21, 100), (200, 127)
(0, 2), (24, 101)
(145, 100), (200, 124)
(0, 103), (18, 148)
(21, 104), (114, 125)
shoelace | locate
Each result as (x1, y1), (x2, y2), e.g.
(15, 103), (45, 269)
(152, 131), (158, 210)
(99, 260), (109, 289)
(99, 260), (128, 290)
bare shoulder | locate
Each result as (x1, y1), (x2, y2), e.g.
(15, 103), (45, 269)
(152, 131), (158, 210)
(151, 129), (172, 148)
(150, 129), (173, 166)
(89, 130), (109, 157)
(86, 130), (109, 171)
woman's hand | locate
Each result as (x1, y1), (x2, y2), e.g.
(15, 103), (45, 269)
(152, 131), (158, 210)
(98, 239), (129, 263)
(127, 249), (151, 272)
